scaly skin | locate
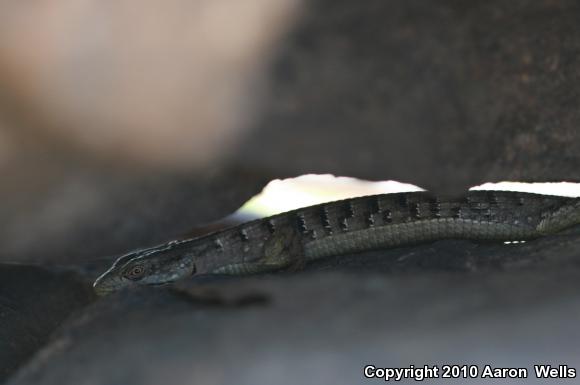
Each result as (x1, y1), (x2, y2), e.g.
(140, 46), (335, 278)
(93, 190), (580, 295)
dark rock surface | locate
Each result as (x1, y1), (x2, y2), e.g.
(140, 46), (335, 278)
(236, 0), (580, 192)
(0, 264), (94, 383)
(0, 166), (269, 264)
(6, 226), (580, 385)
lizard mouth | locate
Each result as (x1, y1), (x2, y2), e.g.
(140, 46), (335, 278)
(93, 273), (125, 296)
(93, 282), (116, 296)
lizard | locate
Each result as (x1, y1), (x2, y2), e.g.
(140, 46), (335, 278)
(93, 190), (580, 295)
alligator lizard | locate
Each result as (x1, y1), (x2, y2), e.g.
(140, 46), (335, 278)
(93, 190), (580, 295)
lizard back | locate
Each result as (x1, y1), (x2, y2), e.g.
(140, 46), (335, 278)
(191, 190), (574, 273)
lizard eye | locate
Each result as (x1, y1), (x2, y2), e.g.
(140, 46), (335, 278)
(123, 264), (146, 281)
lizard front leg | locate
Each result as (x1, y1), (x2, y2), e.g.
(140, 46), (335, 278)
(211, 226), (303, 275)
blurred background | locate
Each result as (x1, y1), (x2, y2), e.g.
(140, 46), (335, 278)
(1, 1), (580, 384)
(0, 0), (300, 263)
(1, 0), (579, 264)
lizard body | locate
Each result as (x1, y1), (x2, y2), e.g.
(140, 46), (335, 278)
(93, 190), (580, 295)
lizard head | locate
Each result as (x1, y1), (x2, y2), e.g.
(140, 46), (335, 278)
(93, 241), (196, 296)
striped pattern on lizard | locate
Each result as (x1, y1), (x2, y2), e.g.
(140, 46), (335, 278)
(93, 190), (580, 295)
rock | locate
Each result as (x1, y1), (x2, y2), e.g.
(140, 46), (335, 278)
(236, 0), (580, 193)
(0, 168), (269, 264)
(6, 227), (580, 385)
(0, 264), (94, 382)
